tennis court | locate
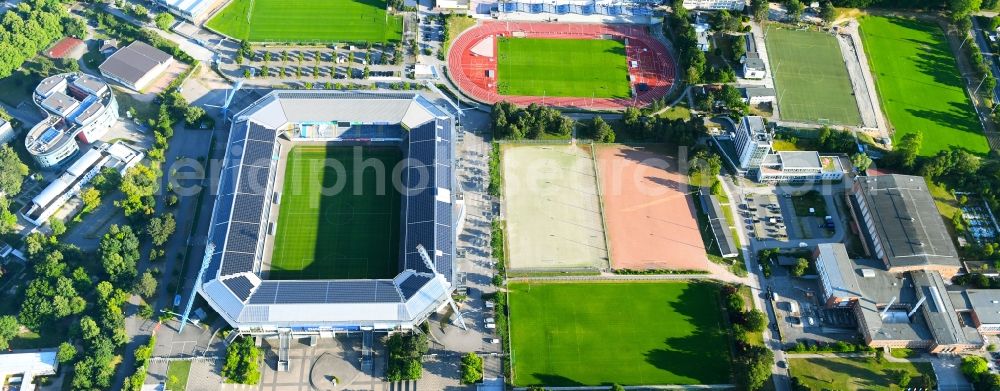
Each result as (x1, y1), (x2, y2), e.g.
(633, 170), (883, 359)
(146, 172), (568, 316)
(509, 281), (732, 386)
(268, 146), (402, 280)
(501, 144), (608, 271)
(497, 37), (631, 99)
(206, 0), (403, 43)
(765, 27), (862, 126)
(596, 145), (709, 271)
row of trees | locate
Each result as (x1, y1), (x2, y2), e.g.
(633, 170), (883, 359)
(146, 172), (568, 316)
(620, 106), (709, 144)
(491, 102), (573, 140)
(720, 285), (772, 391)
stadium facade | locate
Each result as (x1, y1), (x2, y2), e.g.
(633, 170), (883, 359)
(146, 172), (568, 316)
(197, 91), (462, 336)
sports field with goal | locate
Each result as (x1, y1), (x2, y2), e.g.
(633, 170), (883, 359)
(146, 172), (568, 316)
(765, 27), (861, 126)
(206, 0), (403, 43)
(860, 15), (990, 156)
(509, 281), (732, 386)
(496, 37), (630, 98)
(268, 146), (402, 280)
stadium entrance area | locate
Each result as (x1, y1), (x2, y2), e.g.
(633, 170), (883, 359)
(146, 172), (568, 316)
(267, 145), (403, 280)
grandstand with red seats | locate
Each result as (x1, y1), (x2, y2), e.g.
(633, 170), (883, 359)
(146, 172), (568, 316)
(447, 21), (676, 110)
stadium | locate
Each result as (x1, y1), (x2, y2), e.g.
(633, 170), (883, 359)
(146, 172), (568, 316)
(448, 21), (676, 110)
(196, 91), (461, 339)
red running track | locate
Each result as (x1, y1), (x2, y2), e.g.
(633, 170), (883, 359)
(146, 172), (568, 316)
(447, 21), (677, 110)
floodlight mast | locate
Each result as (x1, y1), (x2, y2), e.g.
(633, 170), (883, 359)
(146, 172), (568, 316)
(416, 244), (467, 330)
(180, 242), (214, 333)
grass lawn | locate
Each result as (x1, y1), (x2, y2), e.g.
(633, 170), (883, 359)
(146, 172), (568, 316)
(497, 37), (630, 99)
(659, 104), (692, 121)
(509, 281), (731, 386)
(791, 191), (828, 216)
(788, 357), (933, 390)
(860, 16), (989, 156)
(765, 27), (862, 125)
(206, 0), (403, 43)
(166, 360), (192, 391)
(269, 146), (402, 280)
(771, 139), (802, 151)
(8, 329), (62, 350)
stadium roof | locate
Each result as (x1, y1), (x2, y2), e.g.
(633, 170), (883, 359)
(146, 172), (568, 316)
(699, 188), (738, 258)
(852, 175), (960, 270)
(198, 91), (457, 330)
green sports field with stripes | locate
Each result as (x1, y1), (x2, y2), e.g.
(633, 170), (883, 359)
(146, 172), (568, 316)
(764, 27), (862, 126)
(496, 37), (631, 99)
(268, 146), (402, 280)
(508, 281), (732, 386)
(206, 0), (403, 43)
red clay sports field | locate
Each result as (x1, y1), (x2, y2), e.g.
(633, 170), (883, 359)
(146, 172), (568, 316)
(447, 21), (677, 110)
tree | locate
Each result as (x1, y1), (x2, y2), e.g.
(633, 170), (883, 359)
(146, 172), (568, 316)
(610, 385), (626, 391)
(99, 224), (141, 282)
(459, 352), (483, 384)
(895, 132), (923, 170)
(786, 0), (805, 20)
(850, 152), (872, 172)
(154, 12), (174, 30)
(184, 105), (205, 127)
(750, 0), (769, 22)
(950, 0), (982, 22)
(895, 370), (911, 388)
(0, 196), (16, 235)
(0, 315), (18, 350)
(80, 315), (100, 341)
(57, 342), (76, 363)
(722, 84), (747, 113)
(48, 218), (66, 237)
(81, 187), (100, 212)
(63, 16), (86, 38)
(743, 309), (767, 332)
(222, 336), (261, 384)
(146, 213), (176, 246)
(820, 1), (836, 23)
(118, 164), (158, 217)
(0, 146), (28, 195)
(134, 270), (157, 299)
(588, 116), (615, 142)
(791, 258), (809, 277)
(961, 355), (990, 382)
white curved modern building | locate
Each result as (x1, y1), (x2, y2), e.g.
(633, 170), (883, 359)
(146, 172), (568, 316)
(26, 73), (119, 168)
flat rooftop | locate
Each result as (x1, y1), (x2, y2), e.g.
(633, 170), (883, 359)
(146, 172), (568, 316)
(853, 175), (960, 270)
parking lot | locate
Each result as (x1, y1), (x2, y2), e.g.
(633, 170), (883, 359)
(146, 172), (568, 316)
(765, 270), (859, 346)
(741, 193), (790, 242)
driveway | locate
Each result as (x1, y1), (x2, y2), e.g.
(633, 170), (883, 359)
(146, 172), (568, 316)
(933, 356), (974, 391)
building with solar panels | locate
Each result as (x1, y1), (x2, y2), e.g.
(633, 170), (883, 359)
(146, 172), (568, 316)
(197, 91), (462, 337)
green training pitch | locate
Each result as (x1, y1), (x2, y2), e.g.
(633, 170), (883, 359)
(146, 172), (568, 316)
(269, 146), (402, 280)
(509, 281), (731, 386)
(206, 0), (403, 43)
(765, 27), (862, 126)
(860, 16), (989, 156)
(496, 37), (630, 99)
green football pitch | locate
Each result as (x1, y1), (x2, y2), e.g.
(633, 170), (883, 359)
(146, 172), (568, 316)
(268, 146), (402, 280)
(508, 281), (732, 386)
(206, 0), (403, 43)
(765, 27), (861, 126)
(860, 16), (990, 156)
(496, 37), (631, 99)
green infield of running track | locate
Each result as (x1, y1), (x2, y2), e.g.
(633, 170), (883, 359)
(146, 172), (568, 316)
(860, 15), (989, 156)
(206, 0), (403, 43)
(765, 27), (862, 126)
(496, 37), (631, 99)
(269, 146), (402, 280)
(508, 281), (732, 387)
